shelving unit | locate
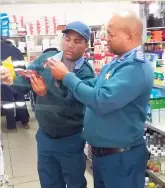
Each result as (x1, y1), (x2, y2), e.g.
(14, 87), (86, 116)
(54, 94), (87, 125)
(147, 27), (165, 30)
(154, 84), (165, 90)
(146, 82), (165, 187)
(146, 170), (165, 187)
(146, 122), (165, 137)
(145, 41), (165, 44)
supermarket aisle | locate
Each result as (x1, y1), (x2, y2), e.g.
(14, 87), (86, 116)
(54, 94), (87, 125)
(1, 104), (93, 188)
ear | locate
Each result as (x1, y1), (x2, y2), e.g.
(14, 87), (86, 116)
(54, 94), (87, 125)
(85, 42), (89, 51)
(128, 33), (133, 42)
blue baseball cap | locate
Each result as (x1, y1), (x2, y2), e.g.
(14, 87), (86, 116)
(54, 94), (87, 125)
(62, 21), (90, 42)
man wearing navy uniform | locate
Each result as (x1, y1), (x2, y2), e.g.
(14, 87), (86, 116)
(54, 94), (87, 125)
(44, 12), (154, 188)
(1, 22), (95, 188)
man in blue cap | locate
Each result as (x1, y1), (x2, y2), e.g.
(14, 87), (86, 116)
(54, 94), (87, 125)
(1, 21), (94, 188)
(41, 12), (154, 188)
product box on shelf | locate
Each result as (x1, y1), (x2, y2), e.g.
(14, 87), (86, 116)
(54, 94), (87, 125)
(149, 98), (165, 125)
(26, 16), (57, 36)
(146, 53), (165, 86)
(93, 36), (114, 75)
(0, 13), (10, 37)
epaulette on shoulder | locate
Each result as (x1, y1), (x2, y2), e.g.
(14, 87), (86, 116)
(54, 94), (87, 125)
(134, 50), (145, 63)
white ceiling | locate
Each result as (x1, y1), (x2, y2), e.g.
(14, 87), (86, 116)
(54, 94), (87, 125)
(0, 0), (113, 4)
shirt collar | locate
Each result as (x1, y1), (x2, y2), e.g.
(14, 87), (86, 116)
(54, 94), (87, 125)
(118, 45), (142, 63)
(53, 51), (84, 70)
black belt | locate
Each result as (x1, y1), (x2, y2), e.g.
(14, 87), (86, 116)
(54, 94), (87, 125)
(91, 144), (144, 157)
(91, 147), (130, 157)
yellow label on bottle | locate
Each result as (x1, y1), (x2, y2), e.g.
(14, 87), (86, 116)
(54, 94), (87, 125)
(148, 182), (155, 188)
(2, 56), (16, 79)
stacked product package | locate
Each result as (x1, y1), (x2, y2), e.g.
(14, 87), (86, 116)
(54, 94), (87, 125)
(146, 53), (165, 86)
(9, 15), (26, 36)
(146, 53), (165, 126)
(0, 13), (10, 37)
(93, 25), (115, 75)
(147, 30), (165, 42)
(26, 16), (57, 36)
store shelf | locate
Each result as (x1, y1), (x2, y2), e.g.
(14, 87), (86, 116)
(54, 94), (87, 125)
(145, 41), (165, 44)
(147, 27), (165, 30)
(146, 170), (165, 186)
(8, 35), (25, 38)
(146, 122), (165, 136)
(154, 84), (165, 90)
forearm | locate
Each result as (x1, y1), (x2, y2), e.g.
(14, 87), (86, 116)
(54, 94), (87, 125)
(63, 73), (97, 109)
(63, 64), (145, 115)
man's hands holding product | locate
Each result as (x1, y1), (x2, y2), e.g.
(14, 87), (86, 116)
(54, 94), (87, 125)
(0, 67), (47, 96)
(0, 57), (69, 96)
(29, 73), (47, 97)
(45, 58), (69, 80)
(17, 70), (47, 96)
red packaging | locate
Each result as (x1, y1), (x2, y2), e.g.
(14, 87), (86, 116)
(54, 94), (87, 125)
(16, 70), (41, 79)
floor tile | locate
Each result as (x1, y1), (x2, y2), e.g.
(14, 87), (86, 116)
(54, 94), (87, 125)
(2, 132), (9, 150)
(9, 146), (38, 177)
(14, 181), (41, 188)
(7, 127), (37, 149)
(9, 174), (39, 186)
(4, 149), (13, 178)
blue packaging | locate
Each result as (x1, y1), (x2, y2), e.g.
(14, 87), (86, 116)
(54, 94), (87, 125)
(0, 13), (9, 37)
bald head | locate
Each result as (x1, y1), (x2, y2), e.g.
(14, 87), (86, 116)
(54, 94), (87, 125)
(109, 11), (143, 38)
(106, 11), (143, 57)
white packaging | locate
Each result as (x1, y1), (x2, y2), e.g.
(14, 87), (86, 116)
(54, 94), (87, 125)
(9, 22), (17, 30)
(35, 46), (43, 52)
(151, 109), (160, 125)
(161, 152), (165, 174)
(42, 39), (50, 45)
(9, 30), (18, 37)
(18, 42), (26, 53)
(159, 109), (165, 125)
(26, 41), (35, 52)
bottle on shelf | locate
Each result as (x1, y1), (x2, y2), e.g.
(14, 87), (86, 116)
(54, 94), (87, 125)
(153, 146), (158, 152)
(150, 135), (154, 145)
(161, 144), (165, 151)
(144, 177), (149, 188)
(147, 151), (155, 170)
(144, 177), (150, 188)
(144, 136), (147, 146)
(148, 182), (156, 188)
(157, 150), (161, 158)
(160, 152), (165, 175)
(146, 133), (151, 147)
(153, 133), (158, 145)
(150, 145), (154, 151)
(157, 134), (162, 149)
(153, 153), (161, 173)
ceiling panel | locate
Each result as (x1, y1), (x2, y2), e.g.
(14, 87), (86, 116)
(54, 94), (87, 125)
(0, 0), (113, 4)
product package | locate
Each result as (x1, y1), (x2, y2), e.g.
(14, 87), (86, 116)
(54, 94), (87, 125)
(1, 56), (16, 79)
(16, 70), (41, 79)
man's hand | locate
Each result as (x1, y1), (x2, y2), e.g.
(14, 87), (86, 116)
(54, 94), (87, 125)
(30, 74), (47, 96)
(0, 67), (13, 85)
(46, 59), (69, 80)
